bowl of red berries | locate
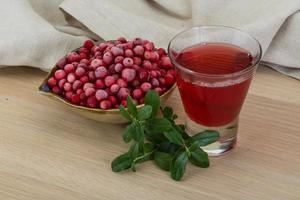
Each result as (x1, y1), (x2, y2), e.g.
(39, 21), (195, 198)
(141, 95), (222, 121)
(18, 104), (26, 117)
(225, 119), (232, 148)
(39, 38), (177, 123)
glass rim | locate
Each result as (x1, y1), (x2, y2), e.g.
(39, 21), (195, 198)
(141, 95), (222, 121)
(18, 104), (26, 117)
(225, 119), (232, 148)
(167, 25), (263, 78)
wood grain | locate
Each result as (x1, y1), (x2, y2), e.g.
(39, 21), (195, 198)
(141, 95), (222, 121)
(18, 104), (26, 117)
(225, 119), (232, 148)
(0, 66), (299, 200)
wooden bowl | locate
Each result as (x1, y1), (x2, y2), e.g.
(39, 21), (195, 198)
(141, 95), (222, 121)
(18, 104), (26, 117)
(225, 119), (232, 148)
(38, 49), (177, 123)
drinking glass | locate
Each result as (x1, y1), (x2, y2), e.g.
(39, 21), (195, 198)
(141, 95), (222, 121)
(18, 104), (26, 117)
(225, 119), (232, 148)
(168, 26), (262, 156)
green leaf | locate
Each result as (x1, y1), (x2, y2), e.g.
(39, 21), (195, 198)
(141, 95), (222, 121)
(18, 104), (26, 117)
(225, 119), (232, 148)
(145, 118), (172, 133)
(174, 124), (190, 140)
(129, 122), (144, 143)
(188, 130), (220, 146)
(127, 96), (137, 117)
(158, 141), (180, 155)
(144, 91), (160, 118)
(122, 123), (135, 143)
(163, 106), (173, 119)
(190, 149), (209, 168)
(111, 153), (132, 172)
(154, 151), (173, 171)
(137, 105), (152, 120)
(163, 129), (184, 146)
(144, 143), (156, 153)
(119, 105), (132, 121)
(170, 151), (188, 181)
(129, 143), (142, 159)
(189, 141), (200, 152)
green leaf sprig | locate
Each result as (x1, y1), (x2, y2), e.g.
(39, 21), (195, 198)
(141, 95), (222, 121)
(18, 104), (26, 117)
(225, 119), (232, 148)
(111, 91), (220, 181)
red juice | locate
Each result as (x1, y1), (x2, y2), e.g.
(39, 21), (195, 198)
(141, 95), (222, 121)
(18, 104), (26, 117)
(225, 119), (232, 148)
(175, 43), (253, 127)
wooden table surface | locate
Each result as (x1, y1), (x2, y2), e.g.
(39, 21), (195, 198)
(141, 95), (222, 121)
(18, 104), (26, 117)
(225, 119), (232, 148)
(0, 66), (299, 200)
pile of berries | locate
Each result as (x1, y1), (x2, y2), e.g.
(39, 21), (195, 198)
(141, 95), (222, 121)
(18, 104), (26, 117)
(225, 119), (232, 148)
(47, 38), (176, 109)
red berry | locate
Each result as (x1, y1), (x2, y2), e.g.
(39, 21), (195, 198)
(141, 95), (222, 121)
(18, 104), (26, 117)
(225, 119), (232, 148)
(64, 64), (75, 73)
(150, 70), (158, 78)
(164, 74), (175, 86)
(58, 79), (66, 89)
(65, 91), (73, 100)
(63, 82), (72, 92)
(150, 51), (159, 62)
(133, 57), (142, 65)
(114, 56), (124, 64)
(133, 45), (144, 57)
(133, 88), (143, 99)
(122, 68), (136, 82)
(90, 59), (102, 69)
(158, 77), (166, 86)
(67, 52), (80, 63)
(125, 49), (134, 57)
(144, 42), (154, 51)
(79, 52), (88, 60)
(120, 100), (127, 107)
(131, 79), (140, 87)
(110, 84), (120, 94)
(151, 78), (159, 87)
(80, 75), (89, 84)
(72, 80), (82, 91)
(52, 86), (61, 94)
(141, 82), (152, 92)
(100, 100), (112, 110)
(132, 64), (141, 71)
(71, 94), (81, 104)
(88, 71), (96, 82)
(78, 62), (88, 69)
(133, 38), (143, 45)
(144, 51), (152, 60)
(95, 66), (108, 79)
(117, 37), (127, 43)
(95, 79), (105, 89)
(99, 42), (108, 51)
(103, 52), (114, 65)
(67, 73), (76, 83)
(138, 70), (150, 82)
(75, 67), (86, 77)
(95, 89), (108, 101)
(83, 82), (94, 91)
(108, 96), (117, 105)
(159, 69), (167, 76)
(118, 88), (130, 101)
(108, 64), (116, 74)
(104, 76), (116, 87)
(54, 70), (66, 80)
(114, 63), (123, 73)
(124, 41), (134, 50)
(157, 48), (167, 57)
(160, 56), (173, 69)
(57, 57), (67, 69)
(47, 77), (57, 87)
(83, 40), (94, 49)
(111, 46), (124, 57)
(123, 58), (134, 67)
(142, 60), (152, 69)
(154, 87), (163, 95)
(117, 78), (128, 88)
(167, 69), (176, 76)
(76, 89), (84, 95)
(86, 96), (98, 108)
(112, 73), (120, 80)
(139, 98), (145, 104)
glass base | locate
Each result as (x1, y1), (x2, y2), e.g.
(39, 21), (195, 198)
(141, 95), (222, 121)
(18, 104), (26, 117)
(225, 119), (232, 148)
(186, 117), (238, 156)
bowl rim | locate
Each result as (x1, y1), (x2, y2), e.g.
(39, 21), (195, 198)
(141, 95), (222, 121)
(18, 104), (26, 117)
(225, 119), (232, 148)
(38, 42), (177, 114)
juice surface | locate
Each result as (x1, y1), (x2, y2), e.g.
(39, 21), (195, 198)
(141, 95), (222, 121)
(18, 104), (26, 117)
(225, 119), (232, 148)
(176, 43), (253, 127)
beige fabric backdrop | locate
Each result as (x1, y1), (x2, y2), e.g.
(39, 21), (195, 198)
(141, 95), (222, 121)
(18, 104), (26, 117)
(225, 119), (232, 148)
(1, 0), (300, 79)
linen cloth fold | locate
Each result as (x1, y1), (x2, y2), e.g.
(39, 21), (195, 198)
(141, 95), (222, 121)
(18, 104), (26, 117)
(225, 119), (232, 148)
(1, 0), (300, 79)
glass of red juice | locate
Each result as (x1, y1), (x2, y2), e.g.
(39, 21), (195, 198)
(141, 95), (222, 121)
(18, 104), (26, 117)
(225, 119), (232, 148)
(168, 26), (262, 156)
